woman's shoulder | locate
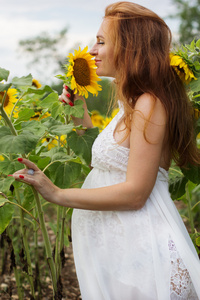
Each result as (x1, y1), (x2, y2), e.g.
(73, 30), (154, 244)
(134, 93), (167, 124)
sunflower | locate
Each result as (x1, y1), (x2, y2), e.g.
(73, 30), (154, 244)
(193, 108), (200, 120)
(41, 135), (66, 150)
(170, 53), (197, 84)
(91, 110), (104, 130)
(111, 108), (119, 118)
(41, 137), (58, 150)
(32, 79), (42, 89)
(0, 88), (18, 116)
(0, 155), (4, 161)
(102, 116), (113, 130)
(31, 111), (51, 120)
(65, 46), (102, 98)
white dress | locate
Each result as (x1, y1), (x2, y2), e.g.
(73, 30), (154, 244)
(72, 105), (200, 300)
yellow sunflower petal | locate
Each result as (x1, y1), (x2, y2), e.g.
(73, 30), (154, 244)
(32, 79), (42, 88)
(170, 53), (197, 84)
(0, 88), (18, 116)
(65, 46), (101, 98)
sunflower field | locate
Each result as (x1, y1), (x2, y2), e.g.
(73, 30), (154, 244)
(0, 40), (200, 299)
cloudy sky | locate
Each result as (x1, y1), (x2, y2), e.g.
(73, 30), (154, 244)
(0, 0), (179, 83)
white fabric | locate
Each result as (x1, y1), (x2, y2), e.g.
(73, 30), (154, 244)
(72, 104), (200, 300)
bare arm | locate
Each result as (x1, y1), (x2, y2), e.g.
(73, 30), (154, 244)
(13, 94), (167, 211)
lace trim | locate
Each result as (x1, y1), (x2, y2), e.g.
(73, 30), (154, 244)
(91, 107), (129, 172)
(168, 240), (198, 300)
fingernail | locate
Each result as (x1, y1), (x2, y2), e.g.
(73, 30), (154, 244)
(18, 158), (23, 162)
(66, 93), (71, 98)
(64, 85), (68, 90)
(62, 99), (67, 103)
(8, 175), (13, 177)
(19, 175), (24, 179)
(69, 101), (74, 107)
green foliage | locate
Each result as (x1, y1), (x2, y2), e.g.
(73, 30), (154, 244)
(0, 67), (9, 81)
(0, 67), (100, 298)
(0, 196), (14, 234)
(171, 0), (200, 44)
(86, 78), (113, 115)
(168, 39), (200, 253)
(67, 127), (99, 165)
(0, 68), (98, 238)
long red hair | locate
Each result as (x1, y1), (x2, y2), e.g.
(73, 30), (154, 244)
(104, 1), (200, 167)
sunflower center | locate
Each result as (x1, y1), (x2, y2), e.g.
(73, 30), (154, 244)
(0, 92), (8, 107)
(73, 58), (91, 86)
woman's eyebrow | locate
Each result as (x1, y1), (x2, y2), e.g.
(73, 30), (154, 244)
(96, 35), (104, 39)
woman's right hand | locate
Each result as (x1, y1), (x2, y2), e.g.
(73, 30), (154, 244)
(59, 84), (76, 106)
(59, 85), (93, 132)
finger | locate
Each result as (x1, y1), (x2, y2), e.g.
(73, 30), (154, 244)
(59, 94), (74, 106)
(12, 173), (36, 185)
(17, 158), (40, 171)
(14, 168), (37, 176)
(13, 168), (27, 175)
(62, 89), (71, 100)
(58, 95), (68, 104)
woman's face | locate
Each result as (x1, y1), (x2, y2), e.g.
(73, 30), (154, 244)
(90, 19), (116, 78)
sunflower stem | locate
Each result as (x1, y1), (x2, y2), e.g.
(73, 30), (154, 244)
(185, 182), (195, 234)
(33, 208), (42, 297)
(31, 187), (57, 295)
(15, 188), (36, 299)
(6, 226), (24, 300)
(9, 91), (26, 120)
(58, 207), (67, 276)
(0, 106), (18, 136)
(55, 206), (62, 279)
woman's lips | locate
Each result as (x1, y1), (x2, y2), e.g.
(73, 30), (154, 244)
(95, 59), (101, 66)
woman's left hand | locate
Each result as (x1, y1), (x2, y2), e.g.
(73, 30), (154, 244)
(11, 158), (60, 203)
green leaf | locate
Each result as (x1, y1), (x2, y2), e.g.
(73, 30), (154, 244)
(41, 116), (74, 135)
(0, 82), (12, 92)
(41, 116), (62, 128)
(21, 120), (48, 136)
(0, 197), (14, 234)
(169, 175), (188, 200)
(15, 108), (35, 123)
(0, 177), (15, 194)
(0, 196), (7, 207)
(40, 147), (71, 162)
(196, 236), (200, 247)
(0, 67), (9, 81)
(37, 157), (51, 169)
(12, 74), (33, 87)
(49, 123), (74, 136)
(53, 161), (82, 188)
(23, 85), (54, 96)
(23, 186), (35, 211)
(55, 74), (66, 81)
(190, 77), (200, 93)
(63, 99), (84, 118)
(196, 39), (200, 49)
(0, 159), (22, 175)
(67, 127), (99, 164)
(39, 92), (58, 109)
(51, 101), (64, 118)
(0, 127), (39, 154)
(181, 164), (200, 184)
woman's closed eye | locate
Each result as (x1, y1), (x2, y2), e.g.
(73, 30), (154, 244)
(97, 37), (105, 45)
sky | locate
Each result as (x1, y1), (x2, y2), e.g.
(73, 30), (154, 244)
(0, 0), (179, 83)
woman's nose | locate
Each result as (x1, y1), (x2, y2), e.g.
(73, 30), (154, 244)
(89, 45), (97, 56)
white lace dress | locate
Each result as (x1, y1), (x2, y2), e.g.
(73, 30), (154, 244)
(72, 105), (200, 300)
